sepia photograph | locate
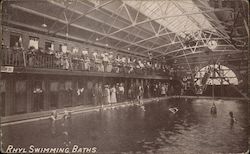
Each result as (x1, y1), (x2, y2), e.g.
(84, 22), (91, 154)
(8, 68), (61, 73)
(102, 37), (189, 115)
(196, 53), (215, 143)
(0, 0), (249, 153)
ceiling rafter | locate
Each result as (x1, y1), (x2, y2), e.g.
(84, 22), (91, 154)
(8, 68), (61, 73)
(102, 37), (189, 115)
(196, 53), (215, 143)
(120, 26), (228, 51)
(153, 43), (242, 59)
(48, 0), (164, 53)
(79, 0), (168, 45)
(52, 0), (114, 34)
(141, 34), (235, 54)
(97, 7), (233, 42)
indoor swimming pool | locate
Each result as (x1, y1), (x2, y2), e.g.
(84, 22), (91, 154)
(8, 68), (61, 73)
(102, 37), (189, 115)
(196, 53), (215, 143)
(2, 98), (249, 153)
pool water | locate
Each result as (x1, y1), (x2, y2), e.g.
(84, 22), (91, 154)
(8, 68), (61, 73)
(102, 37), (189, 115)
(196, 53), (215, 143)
(2, 98), (249, 153)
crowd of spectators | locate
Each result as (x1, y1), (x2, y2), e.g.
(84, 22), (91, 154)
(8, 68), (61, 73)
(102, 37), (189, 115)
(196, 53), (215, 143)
(73, 80), (181, 107)
(3, 43), (175, 76)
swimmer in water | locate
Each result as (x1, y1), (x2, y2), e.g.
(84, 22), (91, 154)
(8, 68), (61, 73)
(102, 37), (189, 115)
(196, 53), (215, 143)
(229, 111), (236, 123)
(140, 106), (146, 111)
(169, 107), (178, 114)
(50, 110), (57, 136)
(62, 110), (72, 147)
(210, 103), (217, 115)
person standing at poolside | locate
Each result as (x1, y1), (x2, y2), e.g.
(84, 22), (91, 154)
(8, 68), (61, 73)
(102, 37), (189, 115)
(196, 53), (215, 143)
(91, 83), (99, 106)
(103, 85), (110, 105)
(110, 85), (117, 105)
(97, 83), (103, 106)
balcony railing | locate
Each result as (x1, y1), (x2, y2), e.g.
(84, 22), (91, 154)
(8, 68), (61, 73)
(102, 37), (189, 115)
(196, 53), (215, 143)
(2, 48), (171, 76)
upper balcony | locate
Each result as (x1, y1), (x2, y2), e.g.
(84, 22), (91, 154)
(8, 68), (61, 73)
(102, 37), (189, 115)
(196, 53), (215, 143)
(1, 47), (174, 79)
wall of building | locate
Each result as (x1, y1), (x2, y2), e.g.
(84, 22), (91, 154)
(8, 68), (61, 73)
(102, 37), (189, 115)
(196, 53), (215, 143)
(2, 26), (145, 60)
(0, 73), (167, 117)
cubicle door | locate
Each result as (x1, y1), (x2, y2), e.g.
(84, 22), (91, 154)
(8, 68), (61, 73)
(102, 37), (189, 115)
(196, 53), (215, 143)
(15, 80), (27, 114)
(49, 81), (59, 109)
(0, 80), (6, 116)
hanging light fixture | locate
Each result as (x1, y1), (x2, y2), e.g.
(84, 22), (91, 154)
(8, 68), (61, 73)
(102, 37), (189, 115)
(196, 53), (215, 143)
(41, 17), (47, 28)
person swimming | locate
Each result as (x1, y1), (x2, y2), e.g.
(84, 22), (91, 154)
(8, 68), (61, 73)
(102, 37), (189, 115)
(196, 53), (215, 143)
(62, 110), (72, 147)
(229, 111), (236, 123)
(210, 103), (217, 115)
(169, 107), (178, 114)
(50, 110), (57, 136)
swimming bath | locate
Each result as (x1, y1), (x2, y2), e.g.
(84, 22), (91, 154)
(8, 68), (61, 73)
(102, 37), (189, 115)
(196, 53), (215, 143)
(2, 98), (249, 153)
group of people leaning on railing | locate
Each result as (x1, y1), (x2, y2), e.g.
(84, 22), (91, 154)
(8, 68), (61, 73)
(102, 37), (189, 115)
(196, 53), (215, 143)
(3, 46), (174, 75)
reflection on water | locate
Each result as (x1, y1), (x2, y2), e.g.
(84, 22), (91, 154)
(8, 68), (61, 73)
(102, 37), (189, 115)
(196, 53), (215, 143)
(2, 98), (249, 153)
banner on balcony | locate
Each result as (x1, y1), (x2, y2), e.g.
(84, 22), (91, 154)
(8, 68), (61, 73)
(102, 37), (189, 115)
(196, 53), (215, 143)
(1, 66), (14, 73)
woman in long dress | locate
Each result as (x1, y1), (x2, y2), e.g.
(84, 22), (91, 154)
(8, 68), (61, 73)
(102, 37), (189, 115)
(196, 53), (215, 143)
(110, 85), (117, 104)
(103, 85), (110, 105)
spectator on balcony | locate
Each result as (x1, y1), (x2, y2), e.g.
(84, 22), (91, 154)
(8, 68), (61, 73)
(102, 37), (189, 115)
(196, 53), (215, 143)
(146, 61), (152, 74)
(96, 53), (104, 72)
(78, 51), (85, 70)
(91, 52), (98, 71)
(62, 54), (70, 70)
(113, 55), (120, 73)
(99, 63), (104, 72)
(102, 53), (108, 72)
(120, 57), (126, 73)
(27, 46), (36, 66)
(71, 48), (79, 70)
(84, 55), (91, 71)
(81, 50), (90, 71)
(138, 60), (145, 74)
(127, 58), (134, 74)
(13, 42), (21, 51)
(55, 50), (62, 68)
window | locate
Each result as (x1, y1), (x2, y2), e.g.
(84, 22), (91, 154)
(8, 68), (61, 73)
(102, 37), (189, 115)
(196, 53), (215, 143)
(10, 33), (22, 48)
(195, 64), (239, 86)
(28, 36), (39, 49)
(45, 41), (54, 50)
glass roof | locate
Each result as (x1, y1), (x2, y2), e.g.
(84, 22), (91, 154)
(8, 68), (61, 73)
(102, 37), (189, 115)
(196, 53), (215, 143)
(124, 0), (215, 37)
